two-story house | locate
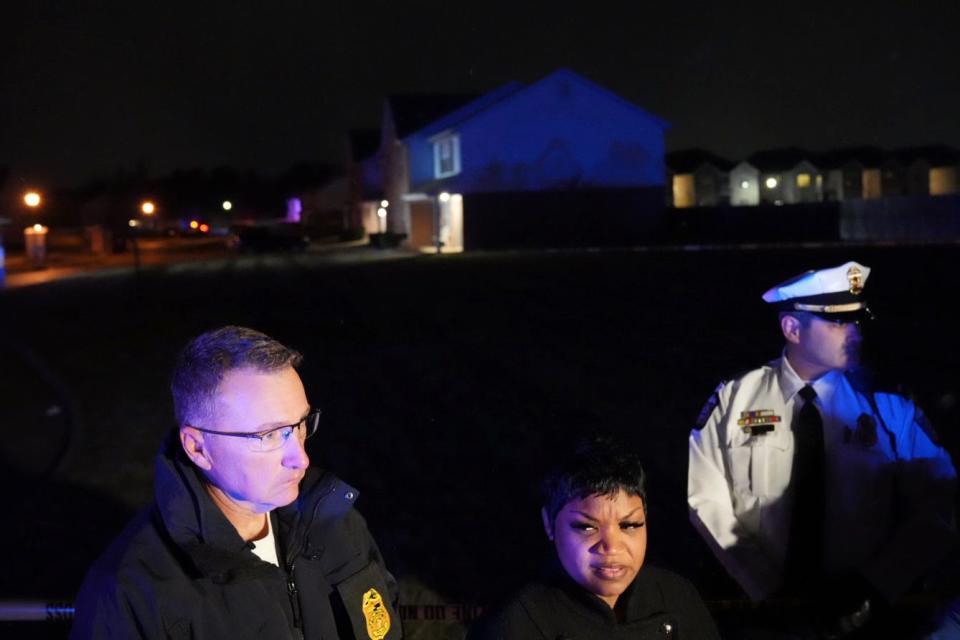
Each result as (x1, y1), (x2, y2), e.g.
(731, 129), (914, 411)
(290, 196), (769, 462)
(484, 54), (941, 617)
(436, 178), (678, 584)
(357, 69), (669, 251)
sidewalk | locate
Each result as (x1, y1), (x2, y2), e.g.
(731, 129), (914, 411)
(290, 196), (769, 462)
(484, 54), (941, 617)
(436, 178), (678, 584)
(0, 237), (409, 290)
(0, 236), (233, 290)
(1, 250), (136, 289)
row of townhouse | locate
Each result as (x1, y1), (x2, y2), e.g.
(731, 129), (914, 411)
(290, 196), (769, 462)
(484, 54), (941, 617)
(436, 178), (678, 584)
(668, 146), (960, 208)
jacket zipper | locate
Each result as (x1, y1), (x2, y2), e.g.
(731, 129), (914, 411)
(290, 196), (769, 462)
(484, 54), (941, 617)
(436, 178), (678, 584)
(283, 478), (338, 638)
(286, 560), (303, 635)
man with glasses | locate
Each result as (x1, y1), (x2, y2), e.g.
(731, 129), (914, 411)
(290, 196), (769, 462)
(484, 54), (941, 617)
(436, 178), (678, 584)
(688, 262), (957, 638)
(71, 326), (400, 639)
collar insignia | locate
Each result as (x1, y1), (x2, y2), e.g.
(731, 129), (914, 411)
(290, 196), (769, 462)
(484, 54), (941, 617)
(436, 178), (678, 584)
(362, 588), (391, 640)
(738, 409), (781, 435)
(847, 266), (864, 295)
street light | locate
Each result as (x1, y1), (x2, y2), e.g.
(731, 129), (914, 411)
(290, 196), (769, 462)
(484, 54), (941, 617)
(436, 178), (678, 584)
(222, 200), (233, 211)
(24, 191), (42, 208)
(141, 201), (156, 215)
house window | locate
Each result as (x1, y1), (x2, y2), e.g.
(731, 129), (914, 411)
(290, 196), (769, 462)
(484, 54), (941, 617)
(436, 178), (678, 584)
(796, 173), (811, 188)
(433, 133), (461, 178)
(930, 167), (958, 195)
(672, 174), (695, 208)
(863, 169), (882, 199)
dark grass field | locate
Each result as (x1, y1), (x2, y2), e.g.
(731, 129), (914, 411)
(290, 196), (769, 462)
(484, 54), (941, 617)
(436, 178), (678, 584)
(2, 244), (958, 638)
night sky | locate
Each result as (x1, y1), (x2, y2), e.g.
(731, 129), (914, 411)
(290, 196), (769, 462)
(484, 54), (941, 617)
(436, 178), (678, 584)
(4, 1), (959, 186)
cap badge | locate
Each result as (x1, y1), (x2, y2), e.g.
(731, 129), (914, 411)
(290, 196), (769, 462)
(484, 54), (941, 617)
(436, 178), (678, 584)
(362, 588), (391, 640)
(847, 266), (864, 295)
(737, 409), (781, 435)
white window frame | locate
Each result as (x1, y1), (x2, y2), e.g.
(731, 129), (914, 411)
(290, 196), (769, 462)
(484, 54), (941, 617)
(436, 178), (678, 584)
(432, 132), (461, 179)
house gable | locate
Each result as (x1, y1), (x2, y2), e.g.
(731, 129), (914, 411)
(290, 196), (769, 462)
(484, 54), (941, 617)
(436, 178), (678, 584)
(404, 69), (670, 192)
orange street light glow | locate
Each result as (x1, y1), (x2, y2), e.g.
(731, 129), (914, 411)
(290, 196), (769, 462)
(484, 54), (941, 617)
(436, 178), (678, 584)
(189, 220), (199, 229)
(141, 201), (156, 215)
(24, 192), (42, 207)
(199, 223), (210, 233)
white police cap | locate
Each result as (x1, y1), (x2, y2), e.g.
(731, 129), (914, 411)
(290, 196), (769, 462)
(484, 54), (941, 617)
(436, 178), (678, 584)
(762, 261), (871, 316)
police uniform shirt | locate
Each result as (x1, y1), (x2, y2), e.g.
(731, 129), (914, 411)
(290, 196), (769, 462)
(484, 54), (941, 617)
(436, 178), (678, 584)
(687, 354), (956, 602)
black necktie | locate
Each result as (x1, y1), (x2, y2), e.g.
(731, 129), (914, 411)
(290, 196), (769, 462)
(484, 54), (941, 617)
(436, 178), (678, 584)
(785, 384), (826, 588)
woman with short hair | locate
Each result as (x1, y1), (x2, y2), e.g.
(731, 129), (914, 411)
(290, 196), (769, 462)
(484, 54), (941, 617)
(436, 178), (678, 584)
(468, 437), (719, 639)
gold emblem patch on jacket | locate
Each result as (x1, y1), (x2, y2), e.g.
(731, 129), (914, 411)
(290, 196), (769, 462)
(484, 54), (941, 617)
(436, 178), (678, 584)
(362, 588), (390, 640)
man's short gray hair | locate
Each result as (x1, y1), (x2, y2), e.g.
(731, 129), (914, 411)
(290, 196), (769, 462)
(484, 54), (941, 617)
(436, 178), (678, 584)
(171, 326), (303, 427)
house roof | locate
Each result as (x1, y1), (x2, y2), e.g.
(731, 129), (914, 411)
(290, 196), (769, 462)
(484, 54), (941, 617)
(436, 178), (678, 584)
(414, 82), (525, 138)
(893, 145), (960, 166)
(523, 68), (670, 130)
(665, 148), (734, 173)
(747, 147), (818, 172)
(401, 68), (670, 141)
(387, 94), (481, 138)
(815, 146), (889, 170)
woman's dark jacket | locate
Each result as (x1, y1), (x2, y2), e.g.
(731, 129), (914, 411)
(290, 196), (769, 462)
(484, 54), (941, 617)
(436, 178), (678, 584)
(467, 565), (719, 640)
(69, 436), (401, 639)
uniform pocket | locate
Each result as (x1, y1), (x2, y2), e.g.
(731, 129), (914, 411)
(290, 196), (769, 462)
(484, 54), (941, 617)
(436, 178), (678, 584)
(725, 443), (755, 495)
(725, 437), (791, 499)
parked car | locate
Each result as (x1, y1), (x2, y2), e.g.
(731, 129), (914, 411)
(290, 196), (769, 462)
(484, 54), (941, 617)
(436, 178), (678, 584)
(227, 223), (310, 253)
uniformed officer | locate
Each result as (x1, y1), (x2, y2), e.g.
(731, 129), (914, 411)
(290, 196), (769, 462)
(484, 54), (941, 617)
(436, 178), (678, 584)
(687, 261), (957, 636)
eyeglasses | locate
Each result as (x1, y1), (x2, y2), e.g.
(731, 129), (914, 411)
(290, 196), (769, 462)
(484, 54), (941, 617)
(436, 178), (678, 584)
(190, 409), (321, 452)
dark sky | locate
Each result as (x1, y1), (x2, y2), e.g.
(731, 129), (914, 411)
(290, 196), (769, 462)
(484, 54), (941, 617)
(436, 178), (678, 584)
(3, 1), (959, 186)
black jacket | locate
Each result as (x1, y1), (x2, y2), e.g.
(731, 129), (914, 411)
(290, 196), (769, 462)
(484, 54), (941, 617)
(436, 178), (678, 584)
(70, 435), (401, 639)
(467, 565), (719, 640)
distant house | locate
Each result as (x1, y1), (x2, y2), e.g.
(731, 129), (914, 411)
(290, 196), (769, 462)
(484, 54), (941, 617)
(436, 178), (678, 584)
(357, 68), (669, 251)
(666, 149), (733, 207)
(729, 162), (761, 206)
(347, 129), (386, 235)
(818, 147), (886, 201)
(895, 146), (960, 196)
(880, 156), (907, 197)
(297, 174), (349, 233)
(748, 148), (822, 205)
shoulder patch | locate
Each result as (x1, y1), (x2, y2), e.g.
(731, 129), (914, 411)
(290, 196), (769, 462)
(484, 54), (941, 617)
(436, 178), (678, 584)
(694, 382), (726, 431)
